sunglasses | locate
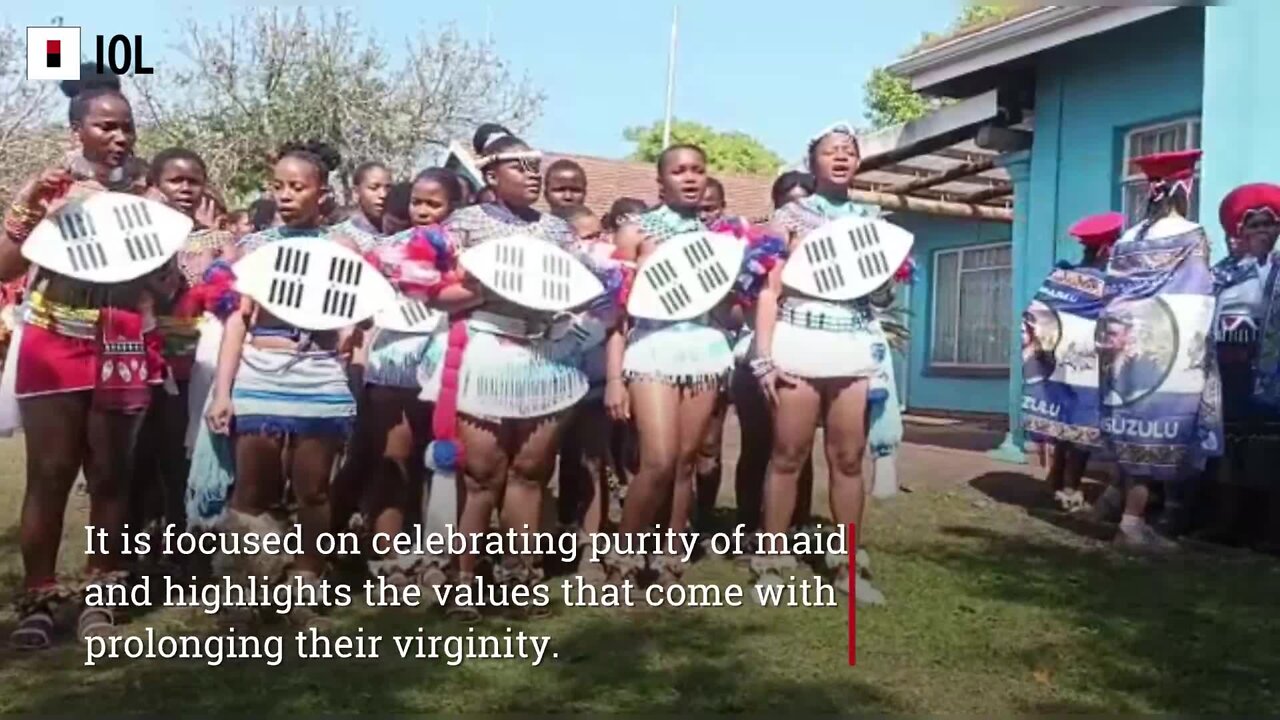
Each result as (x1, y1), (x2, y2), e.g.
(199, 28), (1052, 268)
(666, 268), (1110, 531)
(492, 151), (543, 175)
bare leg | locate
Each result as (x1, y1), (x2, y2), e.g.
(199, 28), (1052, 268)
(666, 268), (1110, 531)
(823, 378), (881, 602)
(619, 381), (682, 534)
(83, 406), (146, 577)
(363, 386), (429, 541)
(289, 435), (343, 575)
(230, 434), (287, 516)
(671, 386), (721, 535)
(823, 379), (869, 532)
(457, 416), (507, 577)
(501, 411), (570, 586)
(761, 378), (821, 535)
(694, 395), (727, 532)
(18, 393), (90, 587)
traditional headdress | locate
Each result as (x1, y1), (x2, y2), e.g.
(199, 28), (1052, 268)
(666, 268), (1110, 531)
(1068, 211), (1125, 250)
(805, 121), (861, 170)
(1133, 149), (1200, 204)
(1218, 183), (1280, 239)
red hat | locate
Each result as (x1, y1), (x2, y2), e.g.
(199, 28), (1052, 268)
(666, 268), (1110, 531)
(1133, 149), (1201, 183)
(1218, 183), (1280, 238)
(1068, 211), (1125, 249)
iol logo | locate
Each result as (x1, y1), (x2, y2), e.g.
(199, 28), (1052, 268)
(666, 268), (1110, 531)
(27, 23), (154, 80)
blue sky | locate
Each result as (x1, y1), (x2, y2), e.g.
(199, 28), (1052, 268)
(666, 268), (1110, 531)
(8, 1), (961, 161)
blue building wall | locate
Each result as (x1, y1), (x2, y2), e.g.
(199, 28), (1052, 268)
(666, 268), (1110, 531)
(891, 211), (1011, 414)
(1024, 8), (1205, 297)
(996, 9), (1205, 440)
(1199, 0), (1280, 258)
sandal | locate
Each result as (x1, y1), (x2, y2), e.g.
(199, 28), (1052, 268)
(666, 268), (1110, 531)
(77, 572), (129, 642)
(77, 606), (117, 642)
(444, 573), (483, 622)
(748, 554), (797, 606)
(11, 611), (55, 650)
(11, 584), (72, 651)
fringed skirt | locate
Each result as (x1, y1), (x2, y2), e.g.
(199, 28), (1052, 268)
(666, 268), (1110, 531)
(231, 345), (356, 438)
(366, 328), (438, 389)
(771, 299), (882, 379)
(623, 318), (733, 390)
(419, 320), (589, 420)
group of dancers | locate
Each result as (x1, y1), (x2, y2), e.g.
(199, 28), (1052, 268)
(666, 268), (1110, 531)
(1, 68), (909, 650)
(1023, 151), (1280, 554)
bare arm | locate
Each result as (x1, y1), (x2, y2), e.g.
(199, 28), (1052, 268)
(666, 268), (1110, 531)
(205, 296), (253, 433)
(1, 169), (73, 282)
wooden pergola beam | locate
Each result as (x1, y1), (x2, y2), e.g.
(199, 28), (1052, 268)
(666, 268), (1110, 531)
(850, 189), (1013, 223)
(960, 185), (1014, 204)
(881, 157), (998, 195)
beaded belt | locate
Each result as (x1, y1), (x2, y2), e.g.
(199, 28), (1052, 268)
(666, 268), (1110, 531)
(779, 301), (871, 333)
(23, 291), (97, 340)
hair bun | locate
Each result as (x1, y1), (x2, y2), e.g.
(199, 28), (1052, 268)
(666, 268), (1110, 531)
(278, 139), (342, 174)
(473, 123), (515, 154)
(59, 63), (121, 98)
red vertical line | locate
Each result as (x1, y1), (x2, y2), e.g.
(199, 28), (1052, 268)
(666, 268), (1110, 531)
(847, 521), (856, 666)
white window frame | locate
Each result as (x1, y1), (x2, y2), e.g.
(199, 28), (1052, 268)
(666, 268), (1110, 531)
(929, 241), (1013, 370)
(1120, 116), (1202, 224)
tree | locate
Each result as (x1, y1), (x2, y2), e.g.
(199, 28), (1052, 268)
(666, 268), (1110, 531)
(624, 120), (783, 176)
(132, 8), (543, 205)
(0, 23), (64, 202)
(863, 68), (935, 130)
(862, 3), (1030, 129)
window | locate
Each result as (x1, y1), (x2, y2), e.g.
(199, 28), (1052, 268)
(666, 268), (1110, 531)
(930, 243), (1012, 370)
(1121, 117), (1201, 226)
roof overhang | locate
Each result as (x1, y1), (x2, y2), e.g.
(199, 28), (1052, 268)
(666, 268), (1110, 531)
(786, 90), (1022, 223)
(888, 5), (1179, 95)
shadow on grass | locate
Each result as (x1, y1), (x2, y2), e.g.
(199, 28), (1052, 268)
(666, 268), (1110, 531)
(932, 524), (1280, 714)
(2, 604), (903, 714)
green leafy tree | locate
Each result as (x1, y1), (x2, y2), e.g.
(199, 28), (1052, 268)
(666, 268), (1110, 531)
(862, 3), (1029, 128)
(624, 120), (784, 176)
(132, 8), (543, 206)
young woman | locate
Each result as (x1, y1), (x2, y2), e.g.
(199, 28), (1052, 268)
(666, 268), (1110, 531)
(731, 172), (817, 541)
(333, 162), (391, 252)
(605, 144), (736, 587)
(340, 168), (463, 586)
(552, 204), (622, 576)
(381, 182), (414, 235)
(204, 142), (359, 617)
(543, 159), (588, 217)
(602, 197), (648, 234)
(133, 148), (235, 553)
(403, 124), (607, 617)
(0, 67), (154, 648)
(753, 124), (898, 605)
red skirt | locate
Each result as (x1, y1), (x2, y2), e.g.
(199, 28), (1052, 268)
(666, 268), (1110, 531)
(14, 324), (96, 397)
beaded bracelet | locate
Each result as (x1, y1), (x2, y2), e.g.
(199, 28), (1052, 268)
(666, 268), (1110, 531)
(749, 356), (775, 379)
(3, 203), (44, 244)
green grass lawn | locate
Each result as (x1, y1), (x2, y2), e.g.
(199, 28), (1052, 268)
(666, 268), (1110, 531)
(1, 433), (1278, 715)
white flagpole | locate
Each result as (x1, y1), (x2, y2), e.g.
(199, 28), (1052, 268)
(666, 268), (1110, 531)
(662, 4), (679, 149)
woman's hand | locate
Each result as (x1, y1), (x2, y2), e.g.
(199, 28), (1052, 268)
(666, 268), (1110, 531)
(193, 195), (221, 230)
(751, 356), (791, 408)
(205, 392), (233, 434)
(604, 377), (630, 422)
(17, 167), (73, 212)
